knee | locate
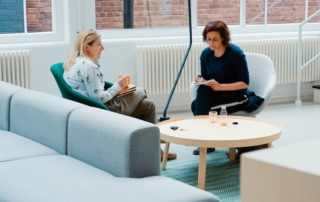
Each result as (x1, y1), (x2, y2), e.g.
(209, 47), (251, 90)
(142, 98), (156, 111)
(191, 100), (196, 115)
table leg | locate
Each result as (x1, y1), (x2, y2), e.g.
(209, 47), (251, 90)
(198, 147), (207, 190)
(161, 142), (170, 170)
(268, 143), (272, 148)
(229, 148), (236, 161)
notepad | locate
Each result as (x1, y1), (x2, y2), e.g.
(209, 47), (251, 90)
(116, 85), (136, 97)
(193, 79), (216, 86)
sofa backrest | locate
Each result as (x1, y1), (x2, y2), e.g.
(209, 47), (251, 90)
(0, 81), (26, 131)
(9, 90), (85, 154)
(67, 107), (161, 178)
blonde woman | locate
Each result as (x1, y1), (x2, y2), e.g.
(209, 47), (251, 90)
(63, 29), (176, 161)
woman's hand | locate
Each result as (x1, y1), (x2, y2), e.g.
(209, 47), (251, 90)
(205, 80), (222, 90)
(194, 76), (206, 83)
(117, 76), (128, 89)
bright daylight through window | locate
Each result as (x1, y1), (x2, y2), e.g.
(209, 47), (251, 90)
(0, 0), (52, 34)
(94, 0), (320, 30)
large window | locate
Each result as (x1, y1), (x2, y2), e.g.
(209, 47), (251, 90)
(0, 0), (66, 44)
(95, 0), (189, 29)
(246, 0), (265, 25)
(267, 0), (308, 24)
(197, 0), (241, 26)
(26, 0), (52, 32)
(95, 0), (320, 30)
(0, 0), (52, 34)
(0, 0), (319, 43)
(309, 0), (320, 23)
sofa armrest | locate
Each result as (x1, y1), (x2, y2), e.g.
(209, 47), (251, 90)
(67, 107), (160, 178)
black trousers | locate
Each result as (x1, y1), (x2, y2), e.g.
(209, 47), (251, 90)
(191, 85), (247, 116)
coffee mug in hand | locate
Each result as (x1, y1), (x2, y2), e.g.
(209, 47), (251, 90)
(209, 111), (217, 123)
(119, 74), (130, 87)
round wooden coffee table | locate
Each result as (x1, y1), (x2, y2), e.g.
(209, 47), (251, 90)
(158, 115), (282, 190)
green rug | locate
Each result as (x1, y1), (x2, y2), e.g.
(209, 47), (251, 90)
(161, 144), (240, 202)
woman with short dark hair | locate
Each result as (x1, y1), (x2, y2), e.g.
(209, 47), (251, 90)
(192, 21), (253, 155)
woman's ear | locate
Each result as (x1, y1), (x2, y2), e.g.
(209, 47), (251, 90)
(85, 43), (90, 52)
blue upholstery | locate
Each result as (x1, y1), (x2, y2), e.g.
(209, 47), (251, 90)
(0, 81), (220, 202)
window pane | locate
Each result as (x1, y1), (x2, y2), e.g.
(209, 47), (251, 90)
(197, 0), (240, 26)
(0, 0), (25, 34)
(246, 0), (265, 25)
(26, 0), (52, 33)
(308, 0), (320, 23)
(267, 0), (305, 24)
(95, 0), (189, 30)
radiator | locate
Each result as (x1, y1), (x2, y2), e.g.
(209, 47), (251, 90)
(0, 50), (31, 89)
(136, 36), (320, 96)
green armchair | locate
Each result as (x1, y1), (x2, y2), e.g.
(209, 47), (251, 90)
(50, 62), (112, 110)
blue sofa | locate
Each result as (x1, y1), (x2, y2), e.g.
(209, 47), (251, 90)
(0, 81), (220, 202)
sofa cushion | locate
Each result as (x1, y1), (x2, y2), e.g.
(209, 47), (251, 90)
(68, 107), (161, 178)
(0, 130), (59, 162)
(9, 90), (85, 154)
(0, 155), (220, 202)
(0, 81), (25, 131)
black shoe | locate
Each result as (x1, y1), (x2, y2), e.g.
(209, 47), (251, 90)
(193, 147), (215, 155)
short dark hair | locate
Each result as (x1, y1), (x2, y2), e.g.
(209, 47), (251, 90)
(202, 20), (231, 46)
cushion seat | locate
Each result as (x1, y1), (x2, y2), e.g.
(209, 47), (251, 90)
(0, 155), (220, 202)
(0, 131), (59, 162)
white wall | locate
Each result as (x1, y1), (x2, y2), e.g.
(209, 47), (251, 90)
(0, 0), (319, 113)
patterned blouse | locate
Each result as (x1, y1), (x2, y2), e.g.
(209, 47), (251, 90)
(63, 57), (121, 103)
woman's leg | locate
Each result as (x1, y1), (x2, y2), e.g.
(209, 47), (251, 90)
(193, 85), (219, 115)
(130, 98), (156, 124)
(209, 91), (248, 114)
(105, 87), (147, 116)
(192, 86), (218, 155)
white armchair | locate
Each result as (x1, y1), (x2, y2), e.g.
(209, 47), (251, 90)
(190, 52), (276, 117)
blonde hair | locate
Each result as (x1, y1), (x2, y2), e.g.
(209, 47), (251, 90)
(63, 29), (101, 70)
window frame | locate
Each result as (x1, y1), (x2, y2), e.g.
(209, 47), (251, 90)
(97, 0), (320, 40)
(0, 0), (66, 44)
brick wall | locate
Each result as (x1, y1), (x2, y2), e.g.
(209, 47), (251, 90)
(266, 0), (308, 24)
(0, 0), (318, 33)
(308, 0), (320, 23)
(0, 0), (52, 34)
(0, 0), (24, 34)
(96, 0), (320, 29)
(96, 0), (190, 29)
(197, 0), (240, 26)
(26, 0), (52, 32)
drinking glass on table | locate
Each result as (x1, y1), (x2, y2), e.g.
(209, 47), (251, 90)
(209, 111), (217, 123)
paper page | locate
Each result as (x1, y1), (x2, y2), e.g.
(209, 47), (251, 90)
(194, 79), (216, 86)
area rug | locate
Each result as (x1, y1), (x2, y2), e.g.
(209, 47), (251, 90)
(161, 144), (240, 202)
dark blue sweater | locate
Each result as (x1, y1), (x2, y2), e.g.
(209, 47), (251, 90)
(196, 44), (263, 114)
(200, 44), (249, 89)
